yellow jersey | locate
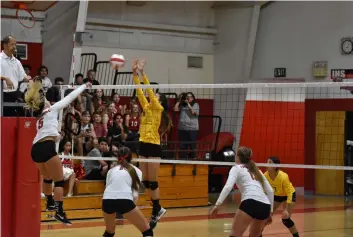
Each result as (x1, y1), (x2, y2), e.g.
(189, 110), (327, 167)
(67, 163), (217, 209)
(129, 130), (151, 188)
(264, 170), (295, 203)
(133, 73), (163, 145)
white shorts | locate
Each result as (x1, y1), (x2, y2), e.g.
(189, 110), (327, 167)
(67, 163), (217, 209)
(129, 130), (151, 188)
(63, 167), (74, 181)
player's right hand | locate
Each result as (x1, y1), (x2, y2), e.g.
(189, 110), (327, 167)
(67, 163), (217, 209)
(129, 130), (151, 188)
(85, 82), (92, 88)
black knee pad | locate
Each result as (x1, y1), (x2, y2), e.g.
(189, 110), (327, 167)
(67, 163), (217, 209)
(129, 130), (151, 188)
(142, 228), (153, 236)
(103, 231), (115, 237)
(142, 181), (150, 189)
(54, 180), (65, 188)
(43, 179), (53, 184)
(282, 218), (294, 228)
(149, 181), (158, 191)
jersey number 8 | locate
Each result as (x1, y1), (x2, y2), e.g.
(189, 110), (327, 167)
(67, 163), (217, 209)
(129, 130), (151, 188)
(38, 117), (44, 129)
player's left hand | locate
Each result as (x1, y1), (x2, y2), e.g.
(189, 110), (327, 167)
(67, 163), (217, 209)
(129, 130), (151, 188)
(137, 59), (146, 72)
(85, 82), (92, 88)
(209, 205), (220, 217)
(282, 209), (290, 219)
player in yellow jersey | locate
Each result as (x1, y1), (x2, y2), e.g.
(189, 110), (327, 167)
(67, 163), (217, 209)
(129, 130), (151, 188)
(262, 157), (299, 237)
(132, 59), (172, 230)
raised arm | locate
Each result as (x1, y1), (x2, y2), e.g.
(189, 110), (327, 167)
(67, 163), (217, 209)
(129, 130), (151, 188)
(215, 166), (238, 206)
(133, 74), (148, 109)
(141, 73), (162, 108)
(50, 84), (87, 111)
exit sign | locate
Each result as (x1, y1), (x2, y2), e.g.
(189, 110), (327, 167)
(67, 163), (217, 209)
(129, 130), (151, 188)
(274, 68), (286, 78)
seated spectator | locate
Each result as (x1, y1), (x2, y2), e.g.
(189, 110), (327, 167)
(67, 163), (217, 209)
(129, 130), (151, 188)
(93, 112), (107, 138)
(91, 89), (106, 114)
(84, 138), (109, 180)
(46, 77), (64, 105)
(125, 103), (140, 139)
(38, 65), (52, 94)
(76, 111), (98, 156)
(111, 92), (126, 115)
(106, 102), (117, 127)
(124, 96), (139, 115)
(60, 141), (77, 197)
(107, 113), (129, 147)
(74, 73), (84, 85)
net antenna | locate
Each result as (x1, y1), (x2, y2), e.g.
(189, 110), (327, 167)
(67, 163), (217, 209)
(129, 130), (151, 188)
(12, 1), (36, 29)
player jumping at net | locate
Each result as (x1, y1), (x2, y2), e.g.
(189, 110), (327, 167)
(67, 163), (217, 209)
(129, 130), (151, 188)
(132, 58), (172, 229)
(102, 146), (153, 237)
(25, 78), (91, 225)
(261, 157), (299, 237)
(210, 147), (274, 237)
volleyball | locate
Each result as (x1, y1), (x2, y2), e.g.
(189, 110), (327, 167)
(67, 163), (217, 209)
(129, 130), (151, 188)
(110, 54), (125, 70)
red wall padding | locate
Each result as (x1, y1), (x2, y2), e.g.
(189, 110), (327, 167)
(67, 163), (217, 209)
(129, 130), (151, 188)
(1, 118), (18, 237)
(239, 101), (305, 187)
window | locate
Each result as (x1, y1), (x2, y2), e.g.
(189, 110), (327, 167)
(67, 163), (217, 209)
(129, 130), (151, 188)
(16, 44), (28, 60)
(187, 56), (203, 69)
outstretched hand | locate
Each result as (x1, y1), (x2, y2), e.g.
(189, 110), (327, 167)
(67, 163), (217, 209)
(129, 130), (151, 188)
(137, 59), (146, 73)
(132, 58), (138, 74)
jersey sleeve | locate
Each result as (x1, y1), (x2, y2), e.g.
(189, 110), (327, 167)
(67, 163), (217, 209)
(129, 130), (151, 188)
(141, 73), (163, 110)
(50, 84), (87, 111)
(282, 173), (295, 204)
(133, 74), (148, 109)
(215, 166), (238, 206)
(106, 169), (113, 186)
(261, 172), (274, 212)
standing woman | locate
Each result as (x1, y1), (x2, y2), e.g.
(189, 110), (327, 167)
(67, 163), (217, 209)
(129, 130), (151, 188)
(210, 147), (274, 237)
(132, 58), (171, 229)
(262, 157), (299, 237)
(102, 147), (153, 237)
(25, 78), (91, 225)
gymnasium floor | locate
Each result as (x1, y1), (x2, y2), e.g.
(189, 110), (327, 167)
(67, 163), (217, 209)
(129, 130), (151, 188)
(40, 195), (353, 237)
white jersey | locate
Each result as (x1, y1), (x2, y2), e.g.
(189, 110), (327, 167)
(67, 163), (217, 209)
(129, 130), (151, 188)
(216, 165), (274, 211)
(103, 164), (142, 202)
(32, 84), (87, 144)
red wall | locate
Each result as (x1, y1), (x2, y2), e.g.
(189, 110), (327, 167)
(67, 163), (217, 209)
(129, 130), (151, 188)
(305, 98), (353, 192)
(240, 101), (305, 187)
(1, 42), (42, 77)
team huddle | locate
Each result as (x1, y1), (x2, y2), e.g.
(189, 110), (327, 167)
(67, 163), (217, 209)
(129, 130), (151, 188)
(25, 59), (299, 237)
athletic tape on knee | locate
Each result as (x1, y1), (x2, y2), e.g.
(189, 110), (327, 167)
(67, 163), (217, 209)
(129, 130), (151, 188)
(43, 179), (53, 184)
(149, 181), (158, 190)
(54, 180), (65, 188)
(282, 218), (294, 228)
(142, 181), (150, 189)
(142, 228), (153, 237)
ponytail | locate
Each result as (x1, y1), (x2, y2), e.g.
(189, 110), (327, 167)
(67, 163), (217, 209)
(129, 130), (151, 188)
(117, 147), (142, 191)
(159, 110), (172, 135)
(247, 160), (265, 190)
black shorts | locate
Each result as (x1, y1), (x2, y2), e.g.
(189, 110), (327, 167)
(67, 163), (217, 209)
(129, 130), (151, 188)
(274, 192), (296, 203)
(31, 140), (57, 163)
(239, 199), (271, 220)
(139, 142), (161, 158)
(102, 199), (136, 215)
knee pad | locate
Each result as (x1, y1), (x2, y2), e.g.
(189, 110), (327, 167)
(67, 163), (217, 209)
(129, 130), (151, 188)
(149, 181), (159, 191)
(43, 179), (53, 184)
(282, 218), (294, 228)
(103, 231), (115, 237)
(142, 181), (150, 189)
(54, 180), (65, 188)
(142, 228), (153, 237)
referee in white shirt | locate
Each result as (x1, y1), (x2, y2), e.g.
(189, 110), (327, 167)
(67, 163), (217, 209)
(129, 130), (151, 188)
(1, 35), (31, 116)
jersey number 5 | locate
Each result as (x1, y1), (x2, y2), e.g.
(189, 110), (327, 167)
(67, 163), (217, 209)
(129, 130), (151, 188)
(38, 117), (44, 129)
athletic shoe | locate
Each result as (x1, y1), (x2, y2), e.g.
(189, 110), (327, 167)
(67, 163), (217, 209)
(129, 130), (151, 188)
(54, 212), (72, 226)
(150, 207), (166, 229)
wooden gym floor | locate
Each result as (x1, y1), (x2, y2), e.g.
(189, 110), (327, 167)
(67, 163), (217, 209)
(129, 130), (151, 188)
(40, 195), (353, 237)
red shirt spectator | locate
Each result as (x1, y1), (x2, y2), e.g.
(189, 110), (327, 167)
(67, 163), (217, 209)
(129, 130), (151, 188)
(93, 112), (107, 138)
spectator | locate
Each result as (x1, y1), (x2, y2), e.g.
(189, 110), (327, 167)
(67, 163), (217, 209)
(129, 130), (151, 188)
(106, 102), (117, 127)
(111, 92), (126, 115)
(83, 69), (100, 103)
(126, 103), (141, 138)
(46, 77), (64, 105)
(60, 141), (76, 197)
(107, 113), (129, 147)
(1, 35), (31, 116)
(91, 89), (106, 114)
(124, 96), (139, 115)
(38, 65), (52, 94)
(74, 73), (84, 85)
(174, 92), (200, 159)
(93, 112), (107, 138)
(83, 138), (109, 180)
(76, 111), (97, 156)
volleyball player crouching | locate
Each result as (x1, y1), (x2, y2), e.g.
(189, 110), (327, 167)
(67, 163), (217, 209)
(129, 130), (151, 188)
(102, 147), (153, 237)
(132, 59), (172, 229)
(210, 147), (274, 237)
(25, 78), (91, 225)
(262, 157), (299, 237)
